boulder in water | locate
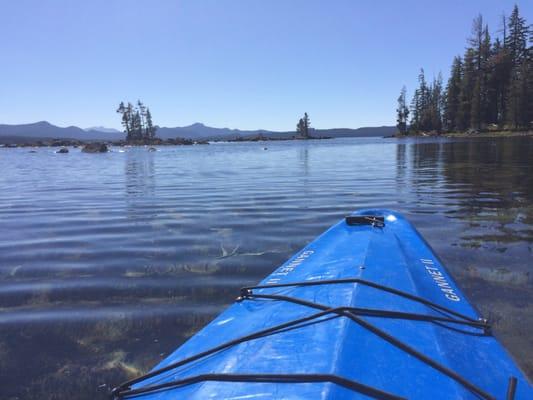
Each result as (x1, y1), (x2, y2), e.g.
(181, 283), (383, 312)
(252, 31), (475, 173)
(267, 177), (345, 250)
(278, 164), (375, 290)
(82, 143), (108, 153)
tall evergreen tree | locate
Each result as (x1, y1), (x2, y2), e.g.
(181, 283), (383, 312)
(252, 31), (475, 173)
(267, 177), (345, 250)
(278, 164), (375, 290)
(417, 69), (432, 131)
(303, 112), (310, 138)
(132, 111), (142, 140)
(116, 102), (130, 140)
(506, 5), (528, 67)
(296, 113), (311, 138)
(458, 48), (476, 130)
(506, 62), (530, 128)
(296, 118), (305, 137)
(430, 73), (444, 132)
(444, 56), (463, 131)
(468, 16), (492, 129)
(486, 39), (501, 124)
(137, 100), (147, 139)
(409, 88), (421, 132)
(469, 15), (484, 71)
(126, 103), (135, 140)
(471, 77), (482, 129)
(492, 37), (512, 125)
(396, 86), (409, 135)
(505, 5), (529, 128)
(146, 108), (156, 139)
(478, 25), (492, 127)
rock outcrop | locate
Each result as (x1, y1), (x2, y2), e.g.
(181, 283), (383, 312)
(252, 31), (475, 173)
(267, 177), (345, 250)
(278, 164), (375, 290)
(82, 143), (108, 153)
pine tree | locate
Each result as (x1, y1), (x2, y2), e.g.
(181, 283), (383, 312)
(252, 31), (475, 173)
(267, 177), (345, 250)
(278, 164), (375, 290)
(132, 111), (142, 140)
(409, 88), (421, 132)
(396, 86), (409, 135)
(481, 26), (492, 119)
(408, 68), (433, 132)
(126, 103), (135, 140)
(486, 39), (501, 125)
(458, 48), (476, 130)
(430, 73), (443, 132)
(506, 62), (529, 128)
(506, 5), (528, 67)
(116, 102), (130, 140)
(303, 113), (310, 138)
(468, 16), (492, 130)
(444, 56), (462, 131)
(417, 69), (432, 131)
(492, 38), (512, 125)
(146, 108), (156, 139)
(296, 118), (305, 137)
(137, 100), (147, 139)
(469, 15), (484, 71)
(495, 14), (513, 125)
(505, 5), (530, 128)
(471, 76), (482, 129)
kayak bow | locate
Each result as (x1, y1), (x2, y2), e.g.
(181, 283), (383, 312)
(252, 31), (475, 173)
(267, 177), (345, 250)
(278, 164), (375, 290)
(112, 209), (532, 399)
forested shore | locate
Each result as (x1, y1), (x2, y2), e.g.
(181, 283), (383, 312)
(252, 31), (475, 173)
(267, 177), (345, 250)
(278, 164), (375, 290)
(396, 5), (532, 136)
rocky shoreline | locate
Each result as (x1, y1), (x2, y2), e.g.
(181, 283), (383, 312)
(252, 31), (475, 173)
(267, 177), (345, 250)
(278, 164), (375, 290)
(0, 134), (334, 149)
(393, 130), (533, 139)
(226, 135), (332, 142)
(0, 137), (210, 149)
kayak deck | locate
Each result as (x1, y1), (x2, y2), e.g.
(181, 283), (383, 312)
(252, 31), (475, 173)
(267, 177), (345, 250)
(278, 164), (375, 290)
(113, 209), (532, 399)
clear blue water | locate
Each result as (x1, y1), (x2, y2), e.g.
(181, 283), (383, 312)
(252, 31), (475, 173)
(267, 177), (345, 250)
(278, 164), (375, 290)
(0, 137), (532, 399)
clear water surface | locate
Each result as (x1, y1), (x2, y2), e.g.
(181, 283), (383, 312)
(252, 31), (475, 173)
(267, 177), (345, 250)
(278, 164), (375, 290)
(0, 137), (532, 399)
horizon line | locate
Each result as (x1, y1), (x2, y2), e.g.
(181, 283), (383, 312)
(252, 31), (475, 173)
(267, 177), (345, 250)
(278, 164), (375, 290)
(0, 120), (395, 132)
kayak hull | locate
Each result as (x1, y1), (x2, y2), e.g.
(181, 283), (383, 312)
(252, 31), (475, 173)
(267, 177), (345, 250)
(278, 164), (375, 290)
(116, 209), (532, 399)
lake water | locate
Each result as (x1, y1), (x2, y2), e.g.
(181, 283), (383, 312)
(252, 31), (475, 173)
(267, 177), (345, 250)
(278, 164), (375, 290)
(0, 137), (532, 399)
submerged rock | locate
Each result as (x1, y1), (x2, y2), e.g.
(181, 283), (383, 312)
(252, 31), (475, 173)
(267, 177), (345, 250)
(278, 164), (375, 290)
(56, 147), (69, 154)
(82, 143), (108, 153)
(465, 265), (530, 286)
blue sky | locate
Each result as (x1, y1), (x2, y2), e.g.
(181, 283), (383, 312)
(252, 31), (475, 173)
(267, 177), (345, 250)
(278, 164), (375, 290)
(1, 0), (532, 131)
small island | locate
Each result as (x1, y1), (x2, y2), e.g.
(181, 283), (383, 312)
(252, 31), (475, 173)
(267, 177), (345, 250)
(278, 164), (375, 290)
(112, 100), (210, 147)
(226, 112), (331, 142)
(115, 101), (158, 145)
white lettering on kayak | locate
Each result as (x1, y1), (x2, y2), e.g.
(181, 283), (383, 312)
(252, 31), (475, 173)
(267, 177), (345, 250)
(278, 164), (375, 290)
(269, 250), (314, 282)
(420, 258), (460, 302)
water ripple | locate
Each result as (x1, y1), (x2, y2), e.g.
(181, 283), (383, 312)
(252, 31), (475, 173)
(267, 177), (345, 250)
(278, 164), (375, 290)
(0, 137), (532, 399)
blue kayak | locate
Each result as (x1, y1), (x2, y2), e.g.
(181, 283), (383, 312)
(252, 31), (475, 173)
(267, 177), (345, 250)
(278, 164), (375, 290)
(112, 209), (532, 399)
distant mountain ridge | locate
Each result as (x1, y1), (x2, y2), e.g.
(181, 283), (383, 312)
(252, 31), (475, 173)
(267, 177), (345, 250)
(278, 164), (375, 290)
(157, 123), (396, 140)
(0, 121), (122, 141)
(84, 126), (122, 133)
(0, 121), (395, 143)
